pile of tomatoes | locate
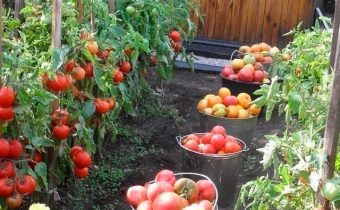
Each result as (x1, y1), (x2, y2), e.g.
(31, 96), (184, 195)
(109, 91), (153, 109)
(0, 139), (37, 208)
(70, 146), (92, 179)
(0, 86), (16, 122)
(181, 126), (242, 155)
(126, 169), (216, 210)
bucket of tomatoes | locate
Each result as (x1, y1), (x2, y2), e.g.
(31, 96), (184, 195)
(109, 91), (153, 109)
(127, 170), (218, 210)
(176, 125), (248, 208)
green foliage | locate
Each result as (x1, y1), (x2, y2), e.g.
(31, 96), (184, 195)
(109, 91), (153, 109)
(236, 22), (337, 209)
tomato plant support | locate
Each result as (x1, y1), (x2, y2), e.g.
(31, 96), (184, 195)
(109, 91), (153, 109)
(76, 0), (84, 23)
(330, 0), (340, 69)
(108, 0), (115, 13)
(319, 9), (340, 209)
(14, 0), (25, 22)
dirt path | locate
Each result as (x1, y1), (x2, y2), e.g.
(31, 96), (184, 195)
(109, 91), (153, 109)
(114, 69), (285, 209)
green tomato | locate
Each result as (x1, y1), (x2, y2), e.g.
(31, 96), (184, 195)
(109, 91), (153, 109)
(151, 8), (158, 16)
(126, 6), (136, 15)
(321, 182), (340, 201)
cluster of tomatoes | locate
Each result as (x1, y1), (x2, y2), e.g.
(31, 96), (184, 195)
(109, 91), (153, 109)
(182, 126), (242, 155)
(52, 108), (71, 141)
(0, 139), (37, 208)
(126, 169), (216, 210)
(95, 98), (115, 114)
(70, 146), (92, 179)
(0, 86), (16, 122)
(170, 30), (182, 52)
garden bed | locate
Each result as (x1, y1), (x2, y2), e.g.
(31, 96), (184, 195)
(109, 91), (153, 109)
(56, 69), (285, 210)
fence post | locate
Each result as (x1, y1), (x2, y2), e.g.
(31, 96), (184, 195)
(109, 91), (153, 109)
(330, 0), (340, 69)
(76, 0), (84, 23)
(0, 0), (3, 79)
(14, 0), (25, 21)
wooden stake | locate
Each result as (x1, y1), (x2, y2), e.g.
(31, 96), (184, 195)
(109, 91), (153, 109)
(108, 0), (115, 13)
(330, 0), (340, 69)
(76, 0), (84, 23)
(320, 8), (340, 209)
(51, 0), (62, 48)
(14, 0), (25, 21)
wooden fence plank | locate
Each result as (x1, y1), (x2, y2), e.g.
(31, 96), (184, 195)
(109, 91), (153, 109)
(238, 0), (249, 43)
(270, 0), (283, 46)
(245, 0), (256, 44)
(207, 0), (216, 38)
(222, 0), (232, 41)
(254, 0), (266, 43)
(262, 0), (273, 44)
(213, 0), (223, 39)
(197, 0), (207, 37)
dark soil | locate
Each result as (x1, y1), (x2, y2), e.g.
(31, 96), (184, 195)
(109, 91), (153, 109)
(113, 69), (285, 210)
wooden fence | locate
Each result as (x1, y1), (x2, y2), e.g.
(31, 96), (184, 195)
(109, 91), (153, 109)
(192, 0), (316, 47)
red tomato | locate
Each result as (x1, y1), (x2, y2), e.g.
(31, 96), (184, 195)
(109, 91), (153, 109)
(152, 192), (182, 210)
(107, 98), (115, 110)
(102, 49), (110, 60)
(72, 67), (86, 81)
(171, 42), (182, 52)
(0, 106), (15, 121)
(155, 170), (176, 186)
(197, 144), (205, 153)
(0, 139), (10, 158)
(70, 146), (84, 160)
(210, 134), (227, 150)
(0, 178), (14, 197)
(170, 31), (181, 42)
(174, 178), (199, 203)
(6, 193), (23, 208)
(74, 167), (89, 179)
(53, 124), (70, 140)
(201, 133), (214, 144)
(223, 141), (241, 154)
(225, 135), (236, 143)
(197, 200), (213, 210)
(137, 200), (153, 210)
(196, 180), (216, 201)
(64, 59), (76, 72)
(0, 87), (15, 107)
(202, 144), (216, 154)
(73, 151), (92, 168)
(15, 175), (36, 195)
(184, 140), (199, 152)
(210, 125), (226, 136)
(29, 152), (43, 169)
(124, 48), (133, 56)
(150, 55), (157, 66)
(52, 108), (69, 125)
(45, 74), (70, 92)
(126, 185), (147, 207)
(147, 181), (174, 201)
(120, 61), (132, 74)
(0, 160), (16, 178)
(113, 70), (124, 83)
(185, 134), (200, 144)
(7, 140), (23, 159)
(87, 41), (99, 54)
(95, 99), (110, 114)
(83, 63), (94, 78)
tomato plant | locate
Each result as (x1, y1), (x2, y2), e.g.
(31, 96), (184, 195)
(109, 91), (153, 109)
(236, 19), (339, 210)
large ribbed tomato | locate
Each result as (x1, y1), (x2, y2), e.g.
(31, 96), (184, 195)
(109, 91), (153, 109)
(155, 169), (176, 186)
(0, 178), (14, 197)
(196, 180), (216, 201)
(174, 178), (199, 203)
(126, 185), (147, 207)
(15, 175), (37, 195)
(152, 192), (182, 210)
(0, 160), (16, 178)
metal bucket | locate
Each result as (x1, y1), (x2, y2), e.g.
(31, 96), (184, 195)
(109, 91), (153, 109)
(199, 112), (258, 148)
(177, 135), (248, 208)
(130, 172), (219, 210)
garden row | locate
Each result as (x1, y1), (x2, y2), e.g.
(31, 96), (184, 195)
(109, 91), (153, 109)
(0, 0), (198, 208)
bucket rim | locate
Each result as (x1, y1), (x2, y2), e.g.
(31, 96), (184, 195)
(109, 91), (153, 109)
(220, 73), (271, 86)
(199, 111), (259, 120)
(177, 133), (249, 158)
(130, 172), (219, 210)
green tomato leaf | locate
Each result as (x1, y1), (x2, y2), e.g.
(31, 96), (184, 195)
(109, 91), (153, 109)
(82, 101), (96, 118)
(288, 90), (302, 114)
